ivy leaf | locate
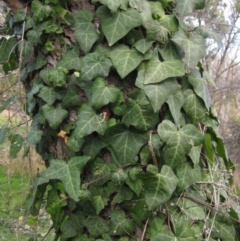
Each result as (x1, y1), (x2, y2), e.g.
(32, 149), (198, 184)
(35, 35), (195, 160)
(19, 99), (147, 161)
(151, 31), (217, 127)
(183, 89), (205, 124)
(0, 37), (17, 64)
(158, 120), (203, 168)
(57, 48), (82, 71)
(136, 70), (181, 113)
(172, 29), (206, 68)
(9, 134), (24, 158)
(176, 163), (201, 191)
(176, 0), (205, 17)
(84, 216), (109, 237)
(72, 105), (108, 139)
(38, 86), (57, 105)
(82, 136), (107, 160)
(92, 196), (105, 215)
(180, 199), (205, 220)
(125, 177), (143, 196)
(104, 124), (148, 165)
(144, 54), (185, 84)
(189, 145), (201, 167)
(97, 6), (142, 46)
(188, 70), (211, 110)
(81, 52), (112, 81)
(109, 44), (144, 78)
(91, 77), (121, 109)
(133, 39), (154, 54)
(112, 186), (133, 204)
(62, 85), (82, 109)
(73, 22), (99, 54)
(41, 156), (90, 201)
(158, 41), (181, 61)
(129, 0), (143, 12)
(211, 220), (236, 241)
(159, 15), (178, 32)
(72, 9), (94, 24)
(0, 126), (10, 144)
(166, 91), (184, 126)
(122, 90), (159, 131)
(0, 96), (16, 112)
(110, 210), (135, 235)
(31, 0), (51, 22)
(93, 0), (128, 12)
(27, 127), (43, 145)
(139, 165), (178, 210)
(42, 104), (68, 130)
(26, 30), (42, 44)
(111, 169), (128, 185)
(40, 67), (68, 86)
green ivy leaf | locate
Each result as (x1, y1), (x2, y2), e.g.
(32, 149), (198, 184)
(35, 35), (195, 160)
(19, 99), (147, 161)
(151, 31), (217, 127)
(40, 67), (68, 86)
(133, 39), (154, 54)
(188, 70), (211, 110)
(111, 168), (128, 185)
(62, 85), (82, 109)
(82, 136), (107, 160)
(189, 145), (201, 167)
(172, 29), (206, 68)
(97, 6), (142, 46)
(159, 41), (181, 61)
(27, 127), (43, 145)
(9, 134), (24, 158)
(110, 210), (135, 235)
(26, 30), (42, 44)
(136, 70), (181, 113)
(176, 0), (205, 17)
(0, 37), (17, 64)
(72, 105), (108, 139)
(31, 0), (51, 22)
(104, 124), (148, 165)
(66, 136), (84, 153)
(57, 48), (82, 71)
(129, 0), (143, 12)
(0, 126), (10, 144)
(85, 216), (109, 237)
(109, 44), (144, 78)
(150, 2), (164, 17)
(183, 89), (205, 124)
(112, 186), (133, 204)
(176, 163), (201, 191)
(91, 77), (121, 109)
(0, 96), (16, 112)
(144, 54), (185, 84)
(93, 0), (128, 12)
(38, 86), (57, 105)
(158, 120), (203, 168)
(41, 156), (90, 201)
(139, 165), (178, 210)
(166, 91), (184, 126)
(81, 52), (112, 81)
(125, 177), (143, 196)
(42, 104), (68, 130)
(122, 90), (159, 131)
(92, 196), (105, 215)
(13, 9), (26, 22)
(159, 15), (178, 32)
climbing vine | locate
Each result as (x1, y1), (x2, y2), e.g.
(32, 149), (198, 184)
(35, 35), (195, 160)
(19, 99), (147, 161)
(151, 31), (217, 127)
(0, 0), (240, 240)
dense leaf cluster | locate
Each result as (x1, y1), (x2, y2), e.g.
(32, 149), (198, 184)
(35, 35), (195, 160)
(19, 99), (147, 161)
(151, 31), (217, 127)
(0, 0), (239, 240)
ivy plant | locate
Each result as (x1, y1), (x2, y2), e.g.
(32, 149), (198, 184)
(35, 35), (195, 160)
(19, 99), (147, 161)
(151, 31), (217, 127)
(0, 0), (240, 240)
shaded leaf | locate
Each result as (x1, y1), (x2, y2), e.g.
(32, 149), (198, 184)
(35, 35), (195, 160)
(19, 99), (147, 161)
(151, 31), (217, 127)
(9, 134), (24, 158)
(62, 85), (82, 109)
(32, 0), (51, 22)
(27, 127), (43, 145)
(41, 156), (90, 201)
(159, 41), (181, 61)
(189, 145), (201, 167)
(92, 196), (105, 215)
(104, 124), (148, 165)
(42, 104), (68, 130)
(93, 0), (128, 12)
(172, 29), (206, 68)
(112, 186), (133, 204)
(38, 86), (57, 105)
(0, 97), (16, 112)
(97, 6), (142, 46)
(0, 37), (17, 64)
(85, 216), (109, 237)
(0, 126), (10, 144)
(40, 67), (68, 86)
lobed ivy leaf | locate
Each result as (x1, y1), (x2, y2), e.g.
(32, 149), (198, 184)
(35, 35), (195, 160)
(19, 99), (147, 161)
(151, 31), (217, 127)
(122, 90), (159, 131)
(92, 196), (106, 215)
(133, 39), (154, 54)
(91, 77), (121, 109)
(172, 29), (206, 68)
(41, 156), (90, 201)
(84, 216), (109, 237)
(111, 168), (128, 185)
(158, 41), (181, 61)
(136, 70), (181, 113)
(159, 15), (178, 33)
(57, 48), (82, 71)
(26, 30), (42, 44)
(62, 85), (82, 109)
(158, 120), (203, 168)
(188, 69), (211, 110)
(166, 91), (184, 126)
(112, 186), (133, 204)
(9, 134), (24, 158)
(139, 0), (152, 27)
(139, 165), (178, 210)
(72, 105), (108, 139)
(110, 210), (135, 235)
(27, 127), (43, 145)
(72, 9), (94, 24)
(104, 124), (148, 165)
(129, 0), (143, 12)
(150, 2), (164, 17)
(81, 52), (112, 81)
(183, 89), (205, 124)
(40, 67), (68, 86)
(96, 6), (142, 46)
(176, 0), (205, 17)
(93, 0), (128, 12)
(38, 86), (57, 105)
(144, 54), (185, 84)
(42, 104), (68, 130)
(176, 163), (201, 191)
(31, 0), (51, 22)
(109, 44), (144, 78)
